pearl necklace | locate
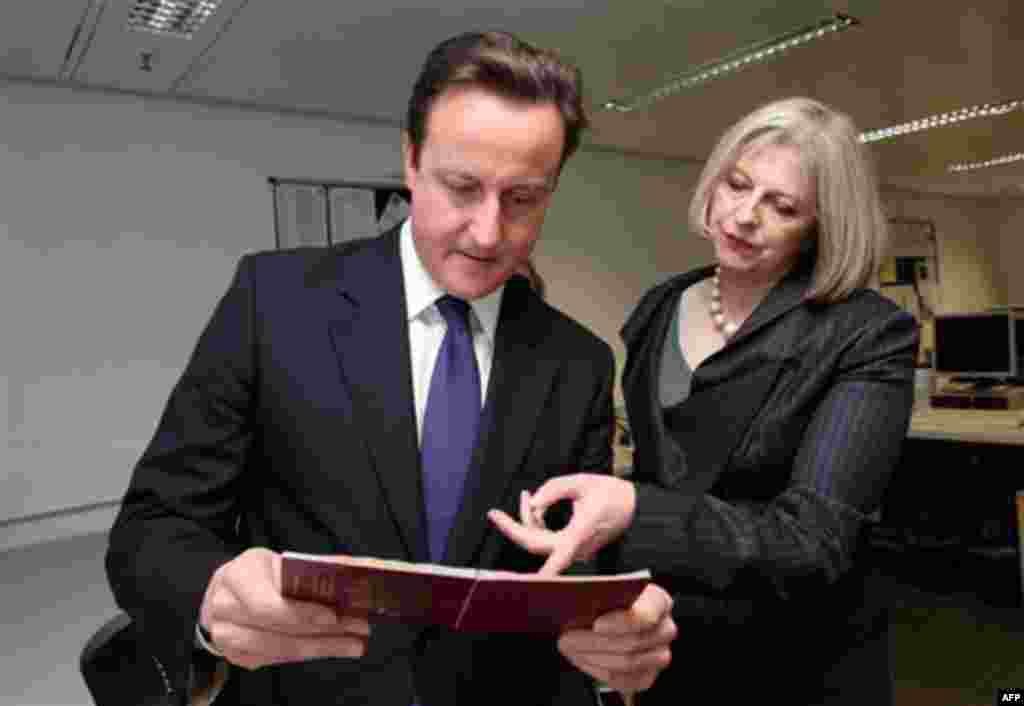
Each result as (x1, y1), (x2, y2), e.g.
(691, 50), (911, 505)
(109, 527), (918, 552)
(709, 266), (739, 338)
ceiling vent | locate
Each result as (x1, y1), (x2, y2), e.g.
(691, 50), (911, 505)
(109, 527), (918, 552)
(127, 0), (221, 39)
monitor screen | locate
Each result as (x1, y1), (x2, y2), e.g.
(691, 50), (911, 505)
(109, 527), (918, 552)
(1017, 317), (1024, 376)
(933, 313), (1015, 379)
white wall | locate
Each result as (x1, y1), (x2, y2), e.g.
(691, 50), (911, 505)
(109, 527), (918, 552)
(0, 80), (704, 549)
(882, 189), (1008, 315)
(0, 80), (402, 548)
(996, 199), (1024, 306)
(541, 148), (711, 380)
(881, 189), (1012, 361)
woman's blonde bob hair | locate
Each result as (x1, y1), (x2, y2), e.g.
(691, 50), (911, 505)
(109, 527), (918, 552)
(689, 97), (887, 303)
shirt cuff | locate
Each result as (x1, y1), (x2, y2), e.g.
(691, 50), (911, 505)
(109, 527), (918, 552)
(194, 622), (223, 657)
(192, 623), (229, 705)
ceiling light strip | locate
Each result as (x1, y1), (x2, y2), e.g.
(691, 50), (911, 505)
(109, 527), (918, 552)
(948, 151), (1024, 173)
(859, 99), (1023, 143)
(602, 13), (858, 113)
(127, 0), (222, 39)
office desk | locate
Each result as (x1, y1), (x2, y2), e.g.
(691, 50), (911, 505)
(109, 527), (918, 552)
(909, 405), (1024, 446)
(877, 406), (1024, 605)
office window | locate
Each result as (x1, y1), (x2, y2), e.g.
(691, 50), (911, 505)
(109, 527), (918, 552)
(273, 182), (329, 248)
(270, 178), (410, 249)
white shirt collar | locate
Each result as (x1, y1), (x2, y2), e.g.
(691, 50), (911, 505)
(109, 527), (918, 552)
(399, 219), (503, 343)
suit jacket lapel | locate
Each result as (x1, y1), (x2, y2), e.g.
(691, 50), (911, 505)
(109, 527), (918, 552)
(717, 253), (815, 351)
(446, 278), (556, 566)
(621, 267), (710, 489)
(678, 259), (812, 484)
(326, 228), (427, 561)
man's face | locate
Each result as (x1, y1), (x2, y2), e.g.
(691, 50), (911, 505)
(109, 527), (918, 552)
(403, 86), (565, 300)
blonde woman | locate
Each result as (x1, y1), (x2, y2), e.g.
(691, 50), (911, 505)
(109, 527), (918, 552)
(491, 97), (919, 705)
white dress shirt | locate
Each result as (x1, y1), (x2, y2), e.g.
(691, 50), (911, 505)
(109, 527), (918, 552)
(399, 219), (504, 442)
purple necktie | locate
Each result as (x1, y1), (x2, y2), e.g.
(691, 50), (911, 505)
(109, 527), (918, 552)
(420, 295), (481, 563)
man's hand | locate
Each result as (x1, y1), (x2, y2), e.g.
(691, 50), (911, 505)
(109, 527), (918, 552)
(559, 583), (676, 695)
(198, 548), (371, 670)
(488, 474), (636, 575)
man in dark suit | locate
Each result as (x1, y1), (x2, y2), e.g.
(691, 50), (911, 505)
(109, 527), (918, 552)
(106, 30), (675, 706)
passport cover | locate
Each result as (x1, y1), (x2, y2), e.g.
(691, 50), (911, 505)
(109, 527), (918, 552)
(280, 551), (650, 633)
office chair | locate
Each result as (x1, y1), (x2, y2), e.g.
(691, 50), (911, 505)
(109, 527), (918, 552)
(85, 515), (239, 704)
(80, 611), (175, 706)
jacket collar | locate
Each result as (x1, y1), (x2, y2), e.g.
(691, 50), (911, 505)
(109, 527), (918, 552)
(619, 255), (814, 493)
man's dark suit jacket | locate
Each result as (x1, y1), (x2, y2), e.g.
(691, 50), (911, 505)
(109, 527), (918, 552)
(607, 259), (919, 705)
(105, 226), (615, 706)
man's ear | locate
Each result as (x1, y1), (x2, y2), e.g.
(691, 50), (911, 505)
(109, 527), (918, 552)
(400, 132), (417, 187)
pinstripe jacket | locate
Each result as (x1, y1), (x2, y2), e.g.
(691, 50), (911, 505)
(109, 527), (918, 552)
(610, 259), (919, 705)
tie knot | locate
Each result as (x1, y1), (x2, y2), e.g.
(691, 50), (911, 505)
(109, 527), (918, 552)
(436, 295), (472, 328)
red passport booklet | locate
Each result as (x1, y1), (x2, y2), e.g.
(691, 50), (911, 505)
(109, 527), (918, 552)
(280, 551), (651, 634)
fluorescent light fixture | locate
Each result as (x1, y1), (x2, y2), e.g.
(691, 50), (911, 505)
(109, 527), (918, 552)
(948, 151), (1024, 173)
(602, 13), (858, 113)
(127, 0), (222, 38)
(859, 99), (1023, 144)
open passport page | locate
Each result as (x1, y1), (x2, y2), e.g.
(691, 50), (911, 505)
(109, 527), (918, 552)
(281, 551), (651, 633)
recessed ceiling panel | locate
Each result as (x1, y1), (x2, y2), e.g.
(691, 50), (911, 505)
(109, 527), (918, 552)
(72, 0), (248, 93)
(177, 0), (594, 122)
(0, 0), (96, 80)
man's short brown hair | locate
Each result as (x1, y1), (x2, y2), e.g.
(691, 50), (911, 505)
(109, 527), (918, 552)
(405, 31), (588, 172)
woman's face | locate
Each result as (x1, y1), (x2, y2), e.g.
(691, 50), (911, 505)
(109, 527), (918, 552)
(706, 142), (817, 282)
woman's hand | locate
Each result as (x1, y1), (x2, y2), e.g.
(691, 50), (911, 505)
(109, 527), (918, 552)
(487, 474), (636, 575)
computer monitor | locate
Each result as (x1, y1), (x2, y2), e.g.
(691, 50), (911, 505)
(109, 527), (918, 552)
(933, 311), (1021, 383)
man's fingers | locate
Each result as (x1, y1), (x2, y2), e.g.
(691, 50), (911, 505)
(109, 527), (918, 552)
(560, 637), (671, 693)
(605, 669), (661, 695)
(214, 593), (371, 638)
(559, 651), (660, 695)
(214, 622), (367, 666)
(633, 584), (674, 625)
(214, 560), (371, 637)
(560, 640), (672, 674)
(220, 578), (360, 635)
(222, 649), (268, 672)
(559, 650), (612, 685)
(277, 601), (372, 637)
(560, 619), (676, 659)
(595, 584), (674, 634)
(257, 597), (366, 635)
